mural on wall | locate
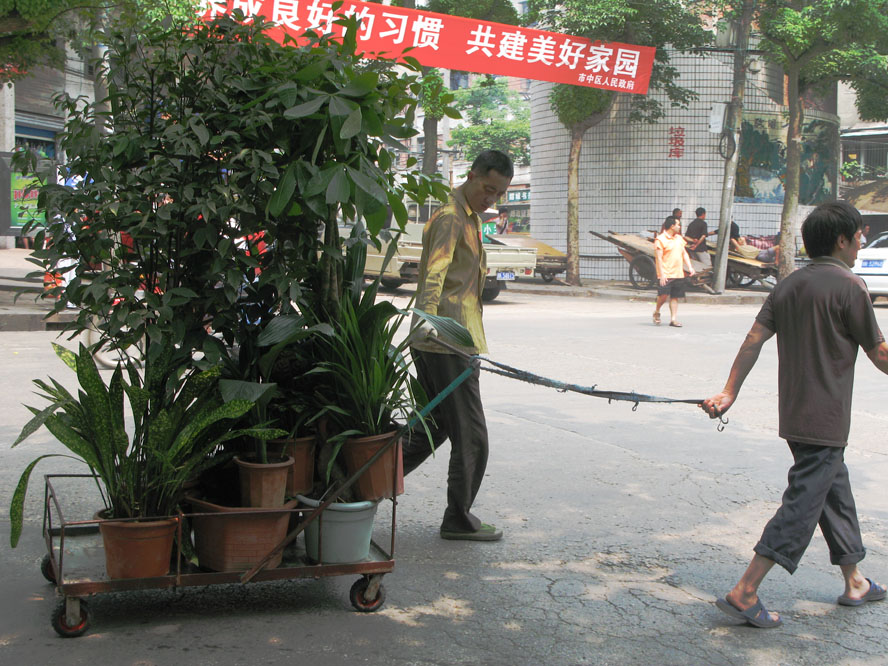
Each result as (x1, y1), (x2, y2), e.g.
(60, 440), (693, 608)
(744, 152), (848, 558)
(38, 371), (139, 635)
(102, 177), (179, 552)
(735, 114), (837, 205)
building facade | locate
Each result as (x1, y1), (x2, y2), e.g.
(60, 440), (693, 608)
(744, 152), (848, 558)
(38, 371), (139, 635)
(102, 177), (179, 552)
(529, 44), (839, 281)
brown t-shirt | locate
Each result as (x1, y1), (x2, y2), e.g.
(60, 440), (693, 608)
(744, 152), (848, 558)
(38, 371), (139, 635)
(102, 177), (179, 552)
(755, 257), (884, 447)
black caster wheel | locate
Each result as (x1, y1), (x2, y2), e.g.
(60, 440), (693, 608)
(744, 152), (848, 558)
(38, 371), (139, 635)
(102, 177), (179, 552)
(41, 554), (57, 584)
(349, 577), (386, 612)
(540, 271), (554, 283)
(51, 599), (90, 638)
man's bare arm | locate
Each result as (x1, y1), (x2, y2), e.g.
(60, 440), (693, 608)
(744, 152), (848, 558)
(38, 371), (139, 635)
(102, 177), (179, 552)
(701, 321), (775, 418)
(865, 340), (888, 375)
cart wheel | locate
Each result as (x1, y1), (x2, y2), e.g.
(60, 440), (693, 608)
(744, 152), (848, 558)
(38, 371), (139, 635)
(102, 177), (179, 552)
(726, 270), (756, 288)
(41, 554), (57, 584)
(350, 577), (387, 612)
(51, 599), (90, 638)
(540, 270), (555, 283)
(628, 256), (657, 290)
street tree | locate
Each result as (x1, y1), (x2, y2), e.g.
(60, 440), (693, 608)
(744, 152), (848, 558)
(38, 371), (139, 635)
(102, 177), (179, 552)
(373, 0), (520, 175)
(448, 77), (531, 165)
(527, 0), (708, 285)
(0, 0), (198, 83)
(750, 0), (888, 280)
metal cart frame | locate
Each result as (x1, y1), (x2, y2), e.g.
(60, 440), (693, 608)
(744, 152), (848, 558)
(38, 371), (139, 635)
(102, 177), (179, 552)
(40, 438), (402, 637)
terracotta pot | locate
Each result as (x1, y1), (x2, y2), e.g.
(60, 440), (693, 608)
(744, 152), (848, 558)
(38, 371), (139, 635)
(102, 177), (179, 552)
(341, 432), (404, 501)
(234, 455), (293, 507)
(186, 495), (298, 572)
(269, 437), (316, 497)
(96, 510), (178, 580)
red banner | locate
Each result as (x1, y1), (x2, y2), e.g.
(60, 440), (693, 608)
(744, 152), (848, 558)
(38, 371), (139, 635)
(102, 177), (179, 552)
(203, 1), (656, 95)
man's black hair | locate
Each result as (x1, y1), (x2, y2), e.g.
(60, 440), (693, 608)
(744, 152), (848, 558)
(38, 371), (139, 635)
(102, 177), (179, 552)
(661, 215), (678, 232)
(696, 207), (706, 217)
(471, 150), (514, 180)
(801, 201), (862, 258)
(672, 208), (682, 217)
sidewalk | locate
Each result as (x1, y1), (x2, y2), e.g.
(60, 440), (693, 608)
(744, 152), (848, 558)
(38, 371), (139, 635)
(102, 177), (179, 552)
(0, 248), (768, 332)
(0, 248), (77, 332)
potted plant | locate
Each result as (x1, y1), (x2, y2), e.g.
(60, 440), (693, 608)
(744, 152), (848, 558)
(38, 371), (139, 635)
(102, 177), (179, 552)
(8, 344), (277, 578)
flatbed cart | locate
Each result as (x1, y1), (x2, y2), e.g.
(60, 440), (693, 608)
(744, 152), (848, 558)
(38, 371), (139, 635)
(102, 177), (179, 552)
(590, 231), (777, 291)
(589, 231), (715, 293)
(39, 470), (395, 637)
(37, 345), (474, 638)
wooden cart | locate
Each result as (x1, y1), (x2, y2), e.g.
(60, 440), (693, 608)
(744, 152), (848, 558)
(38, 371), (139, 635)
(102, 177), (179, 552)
(590, 230), (776, 291)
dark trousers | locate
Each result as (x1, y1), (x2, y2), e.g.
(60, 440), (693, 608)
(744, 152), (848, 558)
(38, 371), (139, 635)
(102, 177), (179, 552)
(404, 349), (488, 532)
(755, 441), (865, 574)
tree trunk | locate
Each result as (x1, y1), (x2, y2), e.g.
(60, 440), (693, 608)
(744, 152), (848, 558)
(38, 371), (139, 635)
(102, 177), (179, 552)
(713, 0), (754, 293)
(565, 127), (583, 285)
(422, 113), (438, 176)
(778, 64), (802, 281)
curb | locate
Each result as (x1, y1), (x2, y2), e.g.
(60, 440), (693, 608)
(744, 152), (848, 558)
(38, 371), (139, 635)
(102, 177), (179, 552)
(503, 281), (769, 305)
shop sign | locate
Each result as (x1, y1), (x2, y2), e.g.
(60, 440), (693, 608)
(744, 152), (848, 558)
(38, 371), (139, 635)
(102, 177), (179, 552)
(507, 189), (530, 203)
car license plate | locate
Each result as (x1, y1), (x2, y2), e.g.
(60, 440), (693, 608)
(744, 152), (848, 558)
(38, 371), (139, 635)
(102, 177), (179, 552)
(496, 271), (515, 281)
(862, 259), (884, 268)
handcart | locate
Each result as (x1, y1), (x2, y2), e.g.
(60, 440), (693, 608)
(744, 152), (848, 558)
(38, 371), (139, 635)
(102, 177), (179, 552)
(590, 230), (777, 291)
(39, 423), (410, 637)
(589, 230), (715, 293)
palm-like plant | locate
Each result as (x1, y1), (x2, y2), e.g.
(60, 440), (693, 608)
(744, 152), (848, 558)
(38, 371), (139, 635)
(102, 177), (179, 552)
(9, 344), (280, 547)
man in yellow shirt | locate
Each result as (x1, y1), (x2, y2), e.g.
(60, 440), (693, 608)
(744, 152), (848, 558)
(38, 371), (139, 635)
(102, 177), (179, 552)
(405, 150), (512, 541)
(653, 215), (695, 327)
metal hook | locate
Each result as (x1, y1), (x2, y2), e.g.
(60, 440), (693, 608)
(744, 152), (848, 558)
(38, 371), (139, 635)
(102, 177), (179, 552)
(632, 402), (639, 412)
(716, 415), (729, 432)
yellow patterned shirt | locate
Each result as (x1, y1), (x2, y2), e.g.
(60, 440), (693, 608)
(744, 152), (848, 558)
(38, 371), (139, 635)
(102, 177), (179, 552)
(411, 185), (488, 355)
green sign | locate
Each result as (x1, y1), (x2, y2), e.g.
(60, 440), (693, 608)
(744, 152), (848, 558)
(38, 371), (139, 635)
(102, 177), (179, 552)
(11, 172), (43, 228)
(481, 221), (496, 243)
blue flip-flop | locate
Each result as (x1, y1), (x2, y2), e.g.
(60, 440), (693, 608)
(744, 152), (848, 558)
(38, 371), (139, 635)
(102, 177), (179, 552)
(716, 597), (783, 628)
(837, 578), (887, 606)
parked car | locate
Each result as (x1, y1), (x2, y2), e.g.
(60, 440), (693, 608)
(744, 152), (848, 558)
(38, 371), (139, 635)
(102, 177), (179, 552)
(851, 230), (888, 302)
(350, 221), (537, 302)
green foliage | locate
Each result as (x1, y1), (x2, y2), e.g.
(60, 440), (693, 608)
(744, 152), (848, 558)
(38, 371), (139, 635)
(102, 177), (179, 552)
(16, 13), (438, 372)
(0, 0), (200, 82)
(448, 78), (531, 165)
(424, 0), (519, 24)
(528, 0), (709, 129)
(418, 69), (455, 122)
(8, 345), (281, 546)
(753, 0), (888, 122)
(549, 85), (613, 129)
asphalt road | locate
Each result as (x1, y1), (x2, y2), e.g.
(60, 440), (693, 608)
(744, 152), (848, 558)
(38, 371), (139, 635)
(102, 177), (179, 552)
(2, 291), (888, 665)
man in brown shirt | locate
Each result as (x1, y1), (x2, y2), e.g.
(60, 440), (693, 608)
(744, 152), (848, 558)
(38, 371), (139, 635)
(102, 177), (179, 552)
(702, 201), (888, 628)
(405, 150), (512, 541)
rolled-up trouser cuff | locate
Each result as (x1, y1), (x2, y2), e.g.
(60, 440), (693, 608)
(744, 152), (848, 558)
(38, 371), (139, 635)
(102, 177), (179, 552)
(831, 549), (866, 567)
(754, 542), (798, 575)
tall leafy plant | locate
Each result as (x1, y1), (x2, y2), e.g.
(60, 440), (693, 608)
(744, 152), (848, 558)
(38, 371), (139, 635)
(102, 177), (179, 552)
(9, 345), (279, 546)
(15, 12), (447, 372)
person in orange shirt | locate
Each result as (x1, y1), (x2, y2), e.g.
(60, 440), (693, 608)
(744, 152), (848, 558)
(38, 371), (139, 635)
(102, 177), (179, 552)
(653, 215), (695, 327)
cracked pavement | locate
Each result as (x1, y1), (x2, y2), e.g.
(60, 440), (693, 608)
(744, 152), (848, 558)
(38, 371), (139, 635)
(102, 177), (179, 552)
(1, 290), (887, 665)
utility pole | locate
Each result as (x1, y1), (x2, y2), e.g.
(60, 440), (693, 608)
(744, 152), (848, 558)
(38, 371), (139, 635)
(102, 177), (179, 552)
(713, 0), (755, 293)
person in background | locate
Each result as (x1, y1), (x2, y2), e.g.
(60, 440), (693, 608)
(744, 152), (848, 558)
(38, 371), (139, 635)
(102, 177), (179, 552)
(653, 215), (695, 327)
(495, 209), (509, 235)
(673, 208), (683, 224)
(685, 207), (711, 267)
(861, 224), (870, 247)
(702, 201), (888, 629)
